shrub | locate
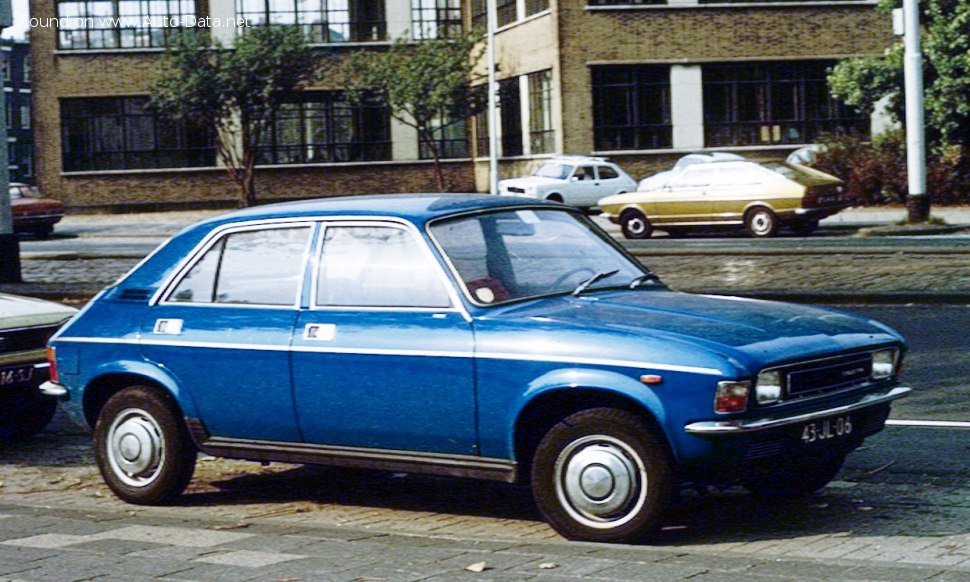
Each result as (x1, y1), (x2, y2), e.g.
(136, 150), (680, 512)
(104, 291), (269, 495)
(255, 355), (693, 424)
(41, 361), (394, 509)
(812, 130), (968, 205)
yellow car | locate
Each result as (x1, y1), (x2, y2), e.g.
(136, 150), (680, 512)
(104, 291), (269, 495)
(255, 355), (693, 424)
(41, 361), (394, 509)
(599, 155), (847, 238)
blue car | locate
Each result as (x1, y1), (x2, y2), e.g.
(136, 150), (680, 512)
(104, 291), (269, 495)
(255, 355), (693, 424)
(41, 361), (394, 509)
(42, 195), (910, 543)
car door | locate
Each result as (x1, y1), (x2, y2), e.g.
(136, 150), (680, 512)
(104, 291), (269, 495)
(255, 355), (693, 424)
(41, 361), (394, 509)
(291, 222), (477, 455)
(561, 165), (600, 207)
(141, 223), (313, 442)
(646, 166), (715, 223)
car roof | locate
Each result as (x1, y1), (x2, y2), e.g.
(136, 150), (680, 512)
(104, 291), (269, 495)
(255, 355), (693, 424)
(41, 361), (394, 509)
(196, 194), (558, 229)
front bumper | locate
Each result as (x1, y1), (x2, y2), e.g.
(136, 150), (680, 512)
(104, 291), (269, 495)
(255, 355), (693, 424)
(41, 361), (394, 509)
(684, 386), (911, 435)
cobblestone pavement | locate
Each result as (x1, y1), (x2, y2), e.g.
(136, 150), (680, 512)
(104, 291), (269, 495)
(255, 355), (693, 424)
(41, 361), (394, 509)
(1, 415), (968, 581)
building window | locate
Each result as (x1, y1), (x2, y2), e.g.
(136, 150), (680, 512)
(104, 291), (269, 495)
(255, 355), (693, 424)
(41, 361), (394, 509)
(61, 97), (215, 171)
(525, 0), (549, 15)
(587, 0), (664, 5)
(591, 66), (672, 151)
(22, 54), (29, 83)
(496, 0), (517, 27)
(528, 70), (553, 154)
(55, 0), (196, 50)
(471, 0), (487, 29)
(411, 0), (462, 39)
(256, 92), (391, 165)
(499, 78), (523, 157)
(703, 61), (868, 147)
(419, 113), (469, 159)
(238, 0), (385, 43)
(20, 104), (30, 130)
(0, 52), (9, 81)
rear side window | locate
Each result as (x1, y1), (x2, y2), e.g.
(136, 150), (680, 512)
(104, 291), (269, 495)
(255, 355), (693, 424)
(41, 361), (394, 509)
(168, 226), (311, 306)
(598, 166), (619, 180)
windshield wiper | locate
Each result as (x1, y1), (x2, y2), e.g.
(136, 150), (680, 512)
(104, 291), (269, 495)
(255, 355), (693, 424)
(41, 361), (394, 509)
(629, 272), (661, 289)
(572, 269), (619, 297)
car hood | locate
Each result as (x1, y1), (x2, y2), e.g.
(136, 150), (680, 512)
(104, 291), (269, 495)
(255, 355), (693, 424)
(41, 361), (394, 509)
(0, 294), (77, 330)
(489, 290), (903, 373)
(499, 176), (565, 189)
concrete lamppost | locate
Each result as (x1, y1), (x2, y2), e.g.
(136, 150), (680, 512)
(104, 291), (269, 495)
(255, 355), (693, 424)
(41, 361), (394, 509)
(0, 0), (18, 282)
(895, 0), (930, 223)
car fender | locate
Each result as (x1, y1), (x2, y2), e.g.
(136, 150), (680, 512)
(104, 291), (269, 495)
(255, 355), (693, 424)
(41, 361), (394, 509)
(741, 200), (778, 216)
(82, 358), (200, 421)
(517, 367), (669, 432)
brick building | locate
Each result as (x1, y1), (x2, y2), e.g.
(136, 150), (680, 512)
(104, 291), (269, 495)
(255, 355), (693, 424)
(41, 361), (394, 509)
(3, 38), (32, 184)
(29, 0), (891, 209)
(473, 0), (895, 187)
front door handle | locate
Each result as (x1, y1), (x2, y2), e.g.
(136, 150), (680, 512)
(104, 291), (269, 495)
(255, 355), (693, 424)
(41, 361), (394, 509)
(303, 323), (337, 341)
(153, 319), (183, 335)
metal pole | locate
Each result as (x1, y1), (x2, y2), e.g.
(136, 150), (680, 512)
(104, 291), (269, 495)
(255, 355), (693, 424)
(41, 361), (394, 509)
(903, 0), (929, 222)
(0, 0), (19, 282)
(485, 0), (499, 195)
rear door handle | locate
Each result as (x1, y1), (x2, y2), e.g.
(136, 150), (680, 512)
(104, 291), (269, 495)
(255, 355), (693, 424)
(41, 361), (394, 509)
(303, 323), (337, 341)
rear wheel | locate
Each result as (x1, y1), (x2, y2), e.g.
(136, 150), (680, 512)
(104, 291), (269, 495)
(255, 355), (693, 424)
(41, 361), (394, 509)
(94, 385), (197, 505)
(620, 209), (652, 240)
(745, 207), (779, 237)
(531, 408), (672, 543)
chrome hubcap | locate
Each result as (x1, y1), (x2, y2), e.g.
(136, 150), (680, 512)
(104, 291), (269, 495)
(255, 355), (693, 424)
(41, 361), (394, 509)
(625, 216), (646, 235)
(555, 435), (647, 529)
(751, 212), (773, 235)
(106, 408), (164, 487)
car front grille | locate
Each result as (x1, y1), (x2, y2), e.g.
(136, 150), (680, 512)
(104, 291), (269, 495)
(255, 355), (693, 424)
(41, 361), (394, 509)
(0, 324), (61, 355)
(778, 352), (874, 401)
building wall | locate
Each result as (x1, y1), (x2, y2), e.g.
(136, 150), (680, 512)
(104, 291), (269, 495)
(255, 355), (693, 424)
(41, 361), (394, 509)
(29, 0), (476, 210)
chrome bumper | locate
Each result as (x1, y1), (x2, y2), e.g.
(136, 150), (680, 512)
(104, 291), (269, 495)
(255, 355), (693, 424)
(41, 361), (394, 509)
(684, 386), (911, 435)
(39, 380), (69, 400)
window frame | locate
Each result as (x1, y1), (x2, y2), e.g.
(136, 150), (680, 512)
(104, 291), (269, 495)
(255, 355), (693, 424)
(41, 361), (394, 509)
(702, 61), (869, 148)
(55, 0), (197, 51)
(237, 0), (386, 43)
(591, 65), (673, 152)
(158, 221), (317, 310)
(60, 96), (216, 172)
(410, 0), (463, 39)
(527, 70), (554, 155)
(310, 220), (462, 312)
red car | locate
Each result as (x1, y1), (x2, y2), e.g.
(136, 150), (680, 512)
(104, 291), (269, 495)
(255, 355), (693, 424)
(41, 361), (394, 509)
(10, 183), (64, 238)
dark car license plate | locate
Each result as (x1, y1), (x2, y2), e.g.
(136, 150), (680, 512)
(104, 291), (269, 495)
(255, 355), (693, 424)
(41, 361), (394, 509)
(0, 364), (36, 390)
(800, 415), (852, 444)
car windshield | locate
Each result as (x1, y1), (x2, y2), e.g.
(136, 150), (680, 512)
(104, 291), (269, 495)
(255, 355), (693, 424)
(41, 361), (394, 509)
(430, 209), (649, 305)
(534, 163), (574, 180)
(762, 161), (835, 186)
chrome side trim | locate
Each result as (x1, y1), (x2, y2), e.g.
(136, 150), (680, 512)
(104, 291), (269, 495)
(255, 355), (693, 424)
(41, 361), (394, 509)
(197, 436), (518, 483)
(39, 380), (69, 400)
(684, 386), (911, 435)
(52, 336), (725, 375)
(0, 348), (46, 366)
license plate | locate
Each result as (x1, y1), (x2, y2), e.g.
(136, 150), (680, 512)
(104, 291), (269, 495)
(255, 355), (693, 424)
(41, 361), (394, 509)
(800, 415), (852, 444)
(0, 364), (35, 389)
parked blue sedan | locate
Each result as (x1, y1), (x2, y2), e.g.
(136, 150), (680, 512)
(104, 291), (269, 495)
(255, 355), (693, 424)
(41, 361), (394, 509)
(42, 195), (910, 543)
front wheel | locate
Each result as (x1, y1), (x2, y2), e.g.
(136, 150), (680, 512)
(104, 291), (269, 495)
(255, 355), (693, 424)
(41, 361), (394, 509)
(792, 220), (819, 237)
(94, 385), (197, 505)
(620, 209), (653, 240)
(745, 207), (779, 237)
(531, 408), (672, 543)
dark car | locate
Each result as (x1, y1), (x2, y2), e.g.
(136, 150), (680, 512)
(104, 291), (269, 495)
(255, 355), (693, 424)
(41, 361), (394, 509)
(10, 183), (65, 238)
(0, 293), (76, 440)
(44, 195), (910, 542)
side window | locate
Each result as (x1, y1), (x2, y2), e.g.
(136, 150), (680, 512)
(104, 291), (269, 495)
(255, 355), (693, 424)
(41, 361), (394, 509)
(574, 166), (595, 181)
(169, 226), (311, 305)
(668, 168), (711, 189)
(316, 226), (451, 308)
(598, 166), (620, 180)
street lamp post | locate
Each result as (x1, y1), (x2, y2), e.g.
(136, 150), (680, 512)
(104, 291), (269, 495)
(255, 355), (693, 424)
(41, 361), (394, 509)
(0, 0), (17, 283)
(898, 0), (930, 223)
(485, 0), (499, 195)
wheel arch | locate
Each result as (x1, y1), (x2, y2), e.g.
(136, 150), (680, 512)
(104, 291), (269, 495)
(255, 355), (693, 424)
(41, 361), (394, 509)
(82, 364), (195, 429)
(512, 382), (673, 485)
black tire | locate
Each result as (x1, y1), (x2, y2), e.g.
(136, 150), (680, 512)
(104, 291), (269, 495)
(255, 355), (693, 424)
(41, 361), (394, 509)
(545, 193), (564, 203)
(792, 220), (819, 237)
(531, 408), (673, 543)
(0, 388), (57, 441)
(745, 454), (845, 497)
(32, 224), (54, 238)
(745, 207), (779, 237)
(94, 385), (197, 505)
(620, 209), (652, 240)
